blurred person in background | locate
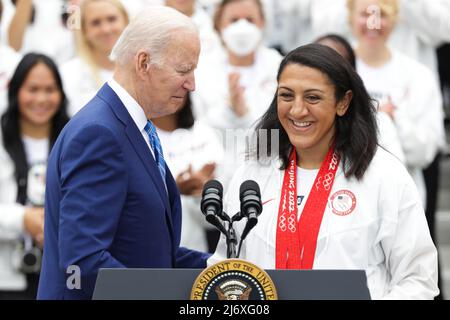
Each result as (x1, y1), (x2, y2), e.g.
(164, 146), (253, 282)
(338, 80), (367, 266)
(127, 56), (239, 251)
(0, 0), (13, 44)
(348, 0), (446, 298)
(260, 0), (314, 55)
(310, 0), (450, 77)
(0, 0), (21, 113)
(315, 34), (356, 68)
(193, 0), (281, 131)
(0, 53), (69, 299)
(315, 33), (405, 164)
(61, 0), (128, 116)
(348, 0), (445, 222)
(192, 0), (282, 190)
(310, 1), (450, 237)
(152, 95), (225, 252)
(7, 0), (75, 64)
(165, 0), (222, 60)
(196, 0), (220, 15)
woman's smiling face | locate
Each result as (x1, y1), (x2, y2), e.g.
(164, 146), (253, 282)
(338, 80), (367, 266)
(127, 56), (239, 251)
(277, 63), (351, 156)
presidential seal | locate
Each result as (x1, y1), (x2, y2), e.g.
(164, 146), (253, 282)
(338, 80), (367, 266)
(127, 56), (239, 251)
(191, 259), (277, 300)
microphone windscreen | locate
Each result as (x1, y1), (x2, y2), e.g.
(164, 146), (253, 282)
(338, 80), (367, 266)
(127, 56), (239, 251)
(203, 179), (223, 197)
(239, 180), (260, 200)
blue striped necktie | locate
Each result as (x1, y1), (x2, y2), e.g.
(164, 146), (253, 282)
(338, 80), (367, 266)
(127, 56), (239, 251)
(144, 120), (166, 182)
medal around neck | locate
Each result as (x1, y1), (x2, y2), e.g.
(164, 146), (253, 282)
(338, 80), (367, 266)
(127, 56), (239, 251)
(191, 259), (277, 300)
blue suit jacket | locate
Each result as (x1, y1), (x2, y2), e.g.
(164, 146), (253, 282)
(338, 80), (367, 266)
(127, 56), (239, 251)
(37, 84), (209, 300)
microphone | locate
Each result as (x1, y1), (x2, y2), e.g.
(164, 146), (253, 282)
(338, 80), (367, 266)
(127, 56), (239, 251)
(201, 180), (227, 235)
(239, 180), (262, 241)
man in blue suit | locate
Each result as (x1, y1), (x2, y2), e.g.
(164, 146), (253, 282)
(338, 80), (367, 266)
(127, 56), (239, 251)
(37, 7), (209, 299)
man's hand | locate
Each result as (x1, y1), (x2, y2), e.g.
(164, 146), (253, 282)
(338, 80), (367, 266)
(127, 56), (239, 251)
(24, 207), (45, 248)
(228, 72), (249, 117)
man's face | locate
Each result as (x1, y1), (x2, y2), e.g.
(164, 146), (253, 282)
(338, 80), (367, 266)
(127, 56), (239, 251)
(139, 32), (200, 118)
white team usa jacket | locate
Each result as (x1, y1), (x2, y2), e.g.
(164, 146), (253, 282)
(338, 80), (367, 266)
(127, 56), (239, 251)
(209, 147), (439, 299)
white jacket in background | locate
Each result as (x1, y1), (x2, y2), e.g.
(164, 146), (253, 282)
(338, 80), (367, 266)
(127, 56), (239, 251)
(209, 147), (439, 299)
(5, 0), (75, 65)
(193, 46), (282, 131)
(0, 134), (27, 291)
(357, 50), (446, 204)
(61, 57), (113, 116)
(0, 44), (21, 114)
(0, 0), (14, 46)
(376, 112), (405, 164)
(191, 5), (223, 62)
(261, 0), (315, 52)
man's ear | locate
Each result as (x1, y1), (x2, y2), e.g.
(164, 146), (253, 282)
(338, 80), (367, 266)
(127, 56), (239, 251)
(337, 90), (353, 117)
(136, 50), (151, 78)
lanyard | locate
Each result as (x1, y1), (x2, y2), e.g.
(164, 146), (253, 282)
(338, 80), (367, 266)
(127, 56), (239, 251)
(276, 145), (340, 269)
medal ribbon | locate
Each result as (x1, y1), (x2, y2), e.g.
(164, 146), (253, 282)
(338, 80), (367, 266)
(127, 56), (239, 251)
(276, 144), (340, 269)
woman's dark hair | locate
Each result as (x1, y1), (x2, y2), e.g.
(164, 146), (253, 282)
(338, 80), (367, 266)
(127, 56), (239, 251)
(176, 95), (195, 129)
(254, 43), (378, 180)
(315, 34), (356, 69)
(1, 53), (70, 204)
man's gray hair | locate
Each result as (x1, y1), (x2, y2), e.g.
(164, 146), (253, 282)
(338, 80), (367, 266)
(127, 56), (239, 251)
(110, 6), (197, 66)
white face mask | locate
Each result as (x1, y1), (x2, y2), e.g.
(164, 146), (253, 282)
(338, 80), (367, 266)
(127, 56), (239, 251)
(221, 19), (262, 56)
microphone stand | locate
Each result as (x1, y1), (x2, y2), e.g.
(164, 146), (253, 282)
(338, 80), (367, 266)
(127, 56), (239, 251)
(211, 211), (239, 259)
(206, 210), (249, 259)
(226, 224), (237, 259)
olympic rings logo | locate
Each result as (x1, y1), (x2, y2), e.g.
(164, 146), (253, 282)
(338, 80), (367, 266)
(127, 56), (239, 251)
(323, 173), (335, 190)
(279, 215), (286, 231)
(315, 176), (322, 191)
(287, 214), (296, 233)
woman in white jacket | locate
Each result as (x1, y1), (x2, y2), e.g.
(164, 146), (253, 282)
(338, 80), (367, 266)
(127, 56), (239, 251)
(0, 53), (69, 299)
(61, 0), (128, 116)
(209, 44), (438, 299)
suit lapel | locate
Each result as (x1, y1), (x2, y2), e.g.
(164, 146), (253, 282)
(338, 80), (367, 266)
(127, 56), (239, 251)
(124, 125), (172, 211)
(96, 84), (174, 231)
